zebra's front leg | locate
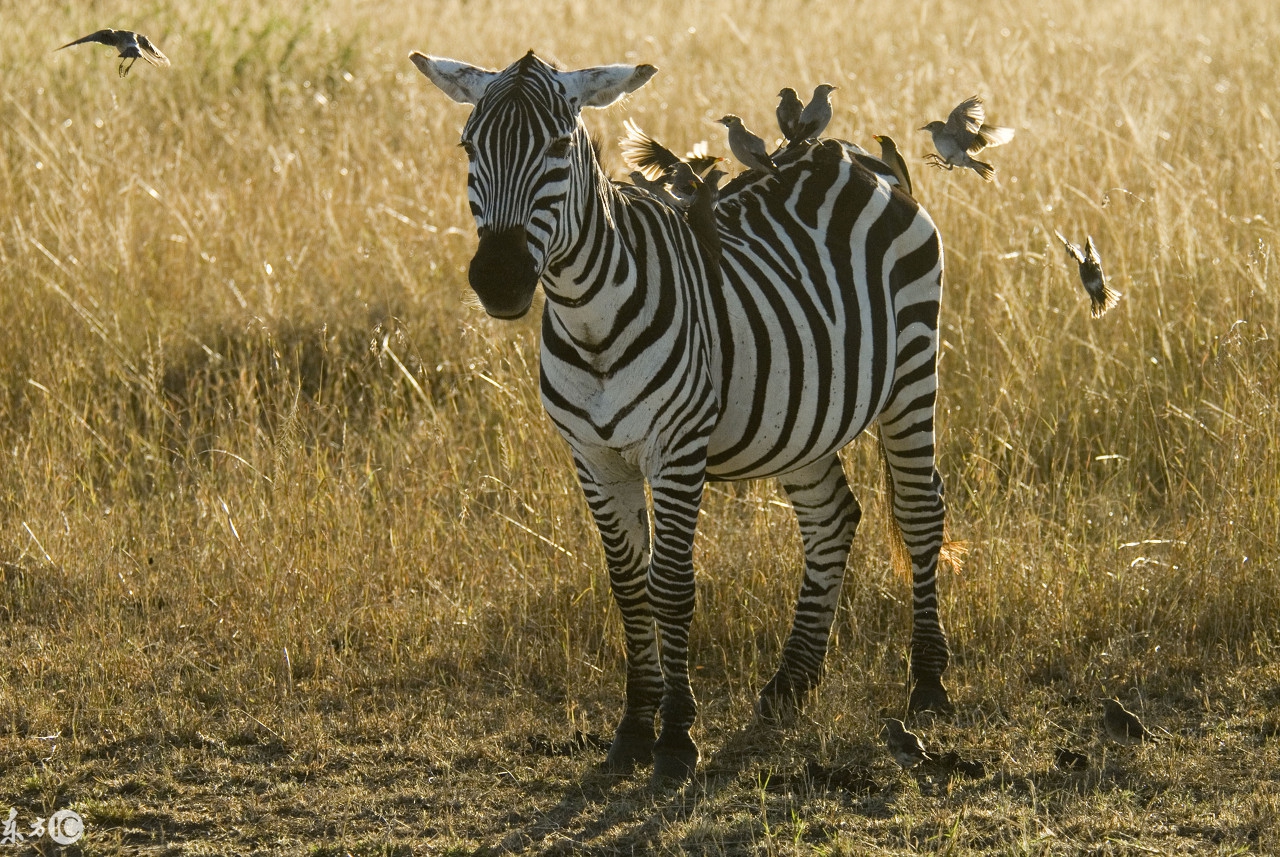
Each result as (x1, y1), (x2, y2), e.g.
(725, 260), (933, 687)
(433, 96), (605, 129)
(757, 455), (860, 725)
(575, 461), (661, 774)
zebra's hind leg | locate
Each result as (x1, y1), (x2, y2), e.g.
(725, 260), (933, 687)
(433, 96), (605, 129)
(756, 455), (861, 725)
(878, 411), (952, 714)
(646, 472), (708, 785)
(574, 460), (661, 774)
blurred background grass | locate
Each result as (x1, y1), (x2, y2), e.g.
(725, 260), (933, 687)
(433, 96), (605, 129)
(0, 0), (1276, 787)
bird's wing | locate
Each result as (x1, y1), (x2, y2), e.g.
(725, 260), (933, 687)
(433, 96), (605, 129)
(1083, 236), (1104, 270)
(948, 95), (985, 136)
(619, 119), (681, 180)
(683, 141), (724, 175)
(973, 124), (1015, 151)
(1055, 230), (1085, 265)
(57, 28), (118, 50)
(137, 34), (170, 67)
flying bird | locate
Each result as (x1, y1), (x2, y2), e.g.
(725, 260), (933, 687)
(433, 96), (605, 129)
(873, 134), (913, 197)
(776, 88), (804, 142)
(1055, 231), (1120, 317)
(919, 95), (1014, 180)
(788, 83), (838, 146)
(57, 28), (170, 78)
(717, 115), (778, 174)
(1101, 698), (1160, 745)
(619, 119), (722, 180)
(882, 718), (932, 770)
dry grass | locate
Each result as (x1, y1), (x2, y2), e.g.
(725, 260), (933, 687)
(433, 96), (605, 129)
(1, 0), (1278, 854)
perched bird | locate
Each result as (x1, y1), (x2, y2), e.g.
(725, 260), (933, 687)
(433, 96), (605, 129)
(882, 718), (932, 770)
(57, 28), (170, 78)
(626, 170), (668, 196)
(873, 134), (913, 197)
(1054, 231), (1120, 318)
(1101, 698), (1159, 745)
(788, 84), (838, 146)
(620, 119), (722, 180)
(776, 87), (804, 142)
(919, 95), (1015, 180)
(681, 165), (726, 266)
(717, 115), (778, 174)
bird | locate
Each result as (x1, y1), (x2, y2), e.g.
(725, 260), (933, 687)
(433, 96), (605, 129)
(56, 28), (170, 78)
(1101, 698), (1160, 745)
(882, 718), (932, 770)
(873, 134), (913, 197)
(1054, 231), (1120, 318)
(681, 165), (726, 266)
(919, 95), (1014, 180)
(776, 88), (804, 142)
(788, 84), (838, 146)
(619, 119), (722, 181)
(717, 115), (779, 174)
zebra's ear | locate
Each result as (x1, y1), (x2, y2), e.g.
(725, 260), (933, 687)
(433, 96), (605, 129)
(564, 64), (658, 110)
(409, 52), (497, 105)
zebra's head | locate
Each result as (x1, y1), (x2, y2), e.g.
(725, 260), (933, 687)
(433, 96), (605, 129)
(410, 50), (657, 319)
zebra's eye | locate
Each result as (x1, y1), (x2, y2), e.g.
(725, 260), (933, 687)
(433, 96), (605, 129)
(546, 137), (572, 159)
(459, 140), (477, 160)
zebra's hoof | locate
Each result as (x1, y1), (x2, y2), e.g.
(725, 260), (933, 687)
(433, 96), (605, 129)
(909, 676), (952, 714)
(755, 672), (807, 726)
(754, 690), (803, 727)
(602, 723), (655, 774)
(651, 741), (698, 787)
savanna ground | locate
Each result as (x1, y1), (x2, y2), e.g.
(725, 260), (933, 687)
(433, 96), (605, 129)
(2, 0), (1278, 853)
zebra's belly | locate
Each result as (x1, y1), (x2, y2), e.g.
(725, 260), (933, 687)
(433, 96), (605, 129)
(704, 361), (890, 481)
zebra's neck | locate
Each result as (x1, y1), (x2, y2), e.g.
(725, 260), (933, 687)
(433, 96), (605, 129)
(538, 141), (709, 361)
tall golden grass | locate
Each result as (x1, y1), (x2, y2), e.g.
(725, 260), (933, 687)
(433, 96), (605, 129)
(1, 0), (1278, 852)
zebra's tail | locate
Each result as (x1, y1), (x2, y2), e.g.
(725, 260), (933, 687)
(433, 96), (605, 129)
(877, 433), (966, 579)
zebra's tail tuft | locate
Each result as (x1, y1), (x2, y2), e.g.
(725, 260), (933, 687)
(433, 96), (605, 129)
(878, 433), (967, 578)
(878, 433), (913, 580)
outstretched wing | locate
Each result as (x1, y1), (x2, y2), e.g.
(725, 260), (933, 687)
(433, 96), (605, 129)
(946, 95), (985, 136)
(136, 34), (170, 67)
(57, 28), (121, 51)
(619, 119), (682, 180)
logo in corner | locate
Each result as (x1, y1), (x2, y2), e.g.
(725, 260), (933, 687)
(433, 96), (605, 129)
(48, 809), (85, 845)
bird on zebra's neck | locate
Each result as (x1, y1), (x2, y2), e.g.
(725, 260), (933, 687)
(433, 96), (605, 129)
(786, 84), (838, 148)
(920, 95), (1014, 180)
(1054, 231), (1120, 318)
(674, 165), (726, 269)
(717, 115), (779, 175)
(57, 28), (170, 77)
(873, 134), (914, 197)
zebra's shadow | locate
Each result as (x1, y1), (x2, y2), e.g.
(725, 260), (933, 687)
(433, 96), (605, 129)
(474, 721), (822, 855)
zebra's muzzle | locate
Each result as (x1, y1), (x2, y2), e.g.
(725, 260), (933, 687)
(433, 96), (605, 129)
(469, 226), (539, 319)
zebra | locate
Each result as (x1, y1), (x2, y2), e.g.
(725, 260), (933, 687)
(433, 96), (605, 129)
(408, 50), (952, 785)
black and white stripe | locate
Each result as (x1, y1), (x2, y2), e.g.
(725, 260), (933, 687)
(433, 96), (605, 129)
(410, 51), (951, 784)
